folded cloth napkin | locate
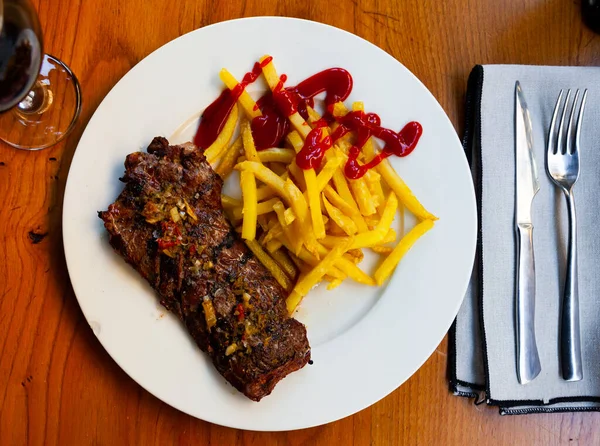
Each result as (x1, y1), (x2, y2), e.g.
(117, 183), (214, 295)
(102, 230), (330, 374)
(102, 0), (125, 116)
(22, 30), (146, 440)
(449, 65), (600, 414)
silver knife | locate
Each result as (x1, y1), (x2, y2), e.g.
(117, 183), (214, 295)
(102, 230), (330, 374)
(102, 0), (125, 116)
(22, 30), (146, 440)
(514, 81), (542, 384)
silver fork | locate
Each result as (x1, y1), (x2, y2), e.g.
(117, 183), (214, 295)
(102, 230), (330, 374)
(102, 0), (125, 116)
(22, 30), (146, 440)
(546, 88), (588, 382)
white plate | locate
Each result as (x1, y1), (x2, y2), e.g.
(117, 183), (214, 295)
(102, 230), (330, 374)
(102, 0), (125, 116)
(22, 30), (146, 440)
(63, 17), (476, 431)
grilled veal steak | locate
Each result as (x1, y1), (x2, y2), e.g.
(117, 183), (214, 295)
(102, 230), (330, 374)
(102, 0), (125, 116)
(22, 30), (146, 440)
(99, 137), (310, 401)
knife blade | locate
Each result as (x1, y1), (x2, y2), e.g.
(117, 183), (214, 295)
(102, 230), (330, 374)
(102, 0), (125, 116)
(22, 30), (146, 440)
(514, 80), (542, 384)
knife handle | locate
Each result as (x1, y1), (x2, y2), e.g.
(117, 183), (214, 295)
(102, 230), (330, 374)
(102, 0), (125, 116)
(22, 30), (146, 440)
(515, 223), (542, 384)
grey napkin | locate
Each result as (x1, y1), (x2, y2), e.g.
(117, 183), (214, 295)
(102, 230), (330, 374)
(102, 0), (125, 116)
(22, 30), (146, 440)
(449, 65), (600, 414)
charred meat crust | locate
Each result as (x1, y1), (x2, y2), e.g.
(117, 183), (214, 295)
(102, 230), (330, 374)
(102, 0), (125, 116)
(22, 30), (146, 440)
(99, 137), (310, 401)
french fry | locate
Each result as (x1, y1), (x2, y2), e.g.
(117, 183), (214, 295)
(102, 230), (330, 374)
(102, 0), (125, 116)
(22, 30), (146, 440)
(270, 248), (298, 279)
(350, 192), (398, 249)
(288, 162), (307, 191)
(327, 279), (343, 290)
(269, 162), (288, 176)
(322, 193), (358, 236)
(399, 202), (405, 237)
(241, 119), (260, 162)
(333, 256), (374, 285)
(365, 214), (380, 229)
(278, 236), (346, 280)
(232, 197), (280, 220)
(288, 251), (310, 273)
(237, 148), (295, 164)
(328, 220), (347, 236)
(349, 177), (377, 216)
(259, 55), (280, 90)
(331, 101), (348, 117)
(312, 243), (374, 286)
(221, 194), (241, 208)
(352, 101), (364, 112)
(256, 184), (276, 202)
(323, 185), (369, 232)
(215, 135), (243, 178)
(266, 238), (283, 253)
(245, 239), (293, 291)
(374, 219), (435, 285)
(376, 158), (438, 221)
(364, 168), (385, 209)
(240, 171), (257, 240)
(273, 201), (302, 254)
(315, 155), (342, 192)
(257, 215), (270, 232)
(289, 112), (312, 139)
(287, 131), (303, 153)
(235, 161), (288, 200)
(263, 222), (284, 244)
(305, 168), (326, 239)
(327, 149), (362, 215)
(284, 178), (309, 223)
(283, 207), (296, 225)
(346, 249), (364, 264)
(259, 56), (311, 139)
(380, 228), (397, 245)
(288, 237), (354, 312)
(219, 68), (261, 119)
(204, 103), (238, 164)
(306, 105), (322, 124)
(371, 246), (394, 255)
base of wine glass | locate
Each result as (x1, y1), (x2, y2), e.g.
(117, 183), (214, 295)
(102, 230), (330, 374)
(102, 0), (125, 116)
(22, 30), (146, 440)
(0, 54), (82, 151)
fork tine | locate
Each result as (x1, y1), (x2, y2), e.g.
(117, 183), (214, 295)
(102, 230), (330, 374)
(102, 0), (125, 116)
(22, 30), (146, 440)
(566, 90), (581, 155)
(548, 90), (564, 155)
(557, 89), (572, 155)
(574, 89), (588, 155)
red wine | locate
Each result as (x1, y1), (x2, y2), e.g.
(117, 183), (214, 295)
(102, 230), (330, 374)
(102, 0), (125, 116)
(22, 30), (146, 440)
(0, 0), (43, 112)
(583, 0), (600, 34)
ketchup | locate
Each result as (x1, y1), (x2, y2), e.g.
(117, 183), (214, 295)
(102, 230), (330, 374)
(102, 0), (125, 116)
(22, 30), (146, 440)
(194, 57), (272, 149)
(344, 120), (423, 179)
(296, 127), (332, 169)
(193, 61), (422, 178)
(251, 93), (290, 149)
(273, 68), (353, 118)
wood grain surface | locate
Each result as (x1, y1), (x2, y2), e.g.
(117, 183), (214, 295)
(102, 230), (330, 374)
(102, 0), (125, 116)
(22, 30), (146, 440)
(1, 0), (600, 444)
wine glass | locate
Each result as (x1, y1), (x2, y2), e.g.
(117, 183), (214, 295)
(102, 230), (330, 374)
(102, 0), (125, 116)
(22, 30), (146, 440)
(0, 0), (81, 150)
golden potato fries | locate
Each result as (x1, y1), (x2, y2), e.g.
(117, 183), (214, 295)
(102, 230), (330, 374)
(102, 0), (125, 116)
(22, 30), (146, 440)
(241, 119), (260, 162)
(204, 103), (238, 164)
(237, 148), (295, 164)
(305, 168), (326, 239)
(270, 248), (298, 279)
(207, 56), (436, 312)
(240, 170), (257, 240)
(315, 155), (342, 192)
(374, 219), (434, 286)
(287, 237), (354, 312)
(266, 238), (283, 253)
(348, 177), (377, 216)
(376, 158), (438, 221)
(322, 194), (357, 236)
(350, 192), (398, 249)
(245, 239), (293, 291)
(215, 135), (242, 178)
(221, 194), (241, 208)
(219, 68), (261, 119)
(232, 197), (280, 220)
(259, 55), (280, 90)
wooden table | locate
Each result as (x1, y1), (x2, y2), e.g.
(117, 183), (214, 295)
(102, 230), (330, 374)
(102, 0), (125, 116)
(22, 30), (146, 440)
(2, 0), (599, 444)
